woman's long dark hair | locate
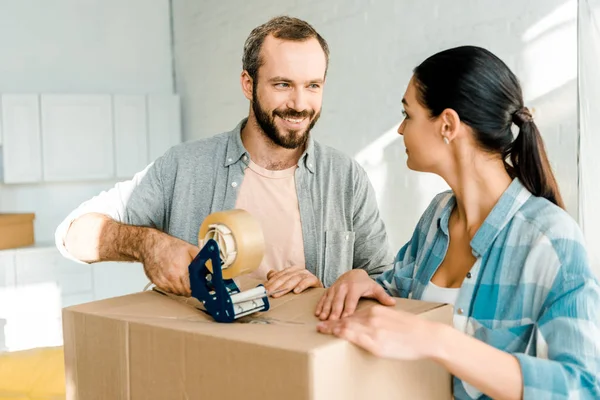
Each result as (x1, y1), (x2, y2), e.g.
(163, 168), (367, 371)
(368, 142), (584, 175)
(413, 45), (564, 209)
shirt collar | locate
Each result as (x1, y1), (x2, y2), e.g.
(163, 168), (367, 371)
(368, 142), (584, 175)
(470, 178), (532, 257)
(224, 119), (249, 167)
(299, 134), (316, 173)
(438, 179), (533, 258)
(224, 118), (316, 174)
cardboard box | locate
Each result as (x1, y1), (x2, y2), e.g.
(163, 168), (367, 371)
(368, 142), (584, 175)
(0, 213), (35, 250)
(62, 287), (453, 400)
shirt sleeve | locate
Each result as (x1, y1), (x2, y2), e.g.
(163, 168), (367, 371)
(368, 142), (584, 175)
(54, 155), (166, 264)
(376, 241), (412, 296)
(375, 193), (447, 296)
(350, 164), (394, 278)
(514, 240), (600, 399)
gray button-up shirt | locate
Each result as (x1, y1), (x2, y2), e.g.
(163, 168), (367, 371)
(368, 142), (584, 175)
(56, 119), (393, 286)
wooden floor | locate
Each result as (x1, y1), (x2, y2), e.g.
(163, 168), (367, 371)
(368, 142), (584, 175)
(0, 346), (65, 400)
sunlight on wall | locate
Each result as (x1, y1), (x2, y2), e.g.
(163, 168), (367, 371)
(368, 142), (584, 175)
(354, 122), (449, 247)
(354, 123), (400, 205)
(521, 0), (577, 103)
(522, 0), (576, 41)
(354, 0), (578, 248)
(519, 0), (579, 218)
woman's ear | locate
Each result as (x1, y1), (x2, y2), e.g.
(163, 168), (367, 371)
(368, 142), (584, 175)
(440, 108), (461, 143)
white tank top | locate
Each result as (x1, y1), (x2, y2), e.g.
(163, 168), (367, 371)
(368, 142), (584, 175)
(421, 280), (460, 305)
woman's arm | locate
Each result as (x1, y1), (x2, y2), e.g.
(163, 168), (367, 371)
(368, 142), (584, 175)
(437, 271), (600, 399)
(317, 305), (523, 400)
(317, 271), (600, 400)
(433, 322), (522, 400)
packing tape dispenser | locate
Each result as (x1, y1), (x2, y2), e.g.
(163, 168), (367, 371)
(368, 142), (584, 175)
(188, 209), (270, 323)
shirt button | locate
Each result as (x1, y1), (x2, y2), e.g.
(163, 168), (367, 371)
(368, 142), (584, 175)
(231, 182), (238, 188)
(228, 158), (232, 163)
(243, 156), (248, 161)
(466, 272), (472, 279)
(457, 308), (464, 315)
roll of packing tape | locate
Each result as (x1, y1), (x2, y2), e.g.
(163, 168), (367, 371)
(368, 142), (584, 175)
(198, 209), (265, 280)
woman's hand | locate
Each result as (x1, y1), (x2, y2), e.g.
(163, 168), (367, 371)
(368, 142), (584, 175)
(318, 304), (524, 400)
(317, 304), (444, 361)
(315, 269), (396, 320)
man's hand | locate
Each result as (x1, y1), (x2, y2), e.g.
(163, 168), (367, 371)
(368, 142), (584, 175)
(65, 213), (199, 296)
(140, 230), (199, 296)
(315, 269), (395, 321)
(264, 266), (323, 298)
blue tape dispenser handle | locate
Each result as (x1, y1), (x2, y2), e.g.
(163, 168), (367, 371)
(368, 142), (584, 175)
(188, 210), (270, 323)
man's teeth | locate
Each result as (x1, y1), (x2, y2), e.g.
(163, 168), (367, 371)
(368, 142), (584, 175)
(283, 117), (304, 123)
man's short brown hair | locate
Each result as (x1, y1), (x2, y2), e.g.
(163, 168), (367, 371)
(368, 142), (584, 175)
(242, 16), (330, 82)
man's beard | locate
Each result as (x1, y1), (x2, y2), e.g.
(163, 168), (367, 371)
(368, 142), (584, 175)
(252, 92), (321, 150)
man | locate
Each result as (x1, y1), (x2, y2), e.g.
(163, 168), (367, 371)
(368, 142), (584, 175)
(55, 16), (393, 300)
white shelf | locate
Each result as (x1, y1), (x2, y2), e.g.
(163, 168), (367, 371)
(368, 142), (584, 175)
(0, 241), (55, 253)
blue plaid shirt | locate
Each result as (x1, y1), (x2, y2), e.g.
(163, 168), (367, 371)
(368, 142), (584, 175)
(377, 179), (600, 399)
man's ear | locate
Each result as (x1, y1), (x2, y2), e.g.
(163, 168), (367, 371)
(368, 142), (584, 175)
(241, 70), (254, 101)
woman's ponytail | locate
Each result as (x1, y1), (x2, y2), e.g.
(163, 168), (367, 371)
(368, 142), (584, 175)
(505, 107), (565, 209)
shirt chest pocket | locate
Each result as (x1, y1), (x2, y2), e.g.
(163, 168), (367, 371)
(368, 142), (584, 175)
(392, 261), (416, 299)
(323, 230), (355, 287)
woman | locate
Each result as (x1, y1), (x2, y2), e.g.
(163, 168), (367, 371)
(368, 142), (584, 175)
(315, 46), (600, 400)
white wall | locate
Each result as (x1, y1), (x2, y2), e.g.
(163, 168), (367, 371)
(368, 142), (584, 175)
(0, 0), (173, 94)
(0, 1), (171, 351)
(579, 0), (600, 277)
(172, 0), (579, 251)
(0, 0), (174, 244)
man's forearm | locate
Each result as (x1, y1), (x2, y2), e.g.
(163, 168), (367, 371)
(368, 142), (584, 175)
(64, 212), (156, 263)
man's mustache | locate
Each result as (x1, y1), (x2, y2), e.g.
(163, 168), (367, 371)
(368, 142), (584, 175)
(274, 109), (314, 119)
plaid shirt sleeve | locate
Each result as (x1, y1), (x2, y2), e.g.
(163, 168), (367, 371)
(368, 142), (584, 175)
(375, 193), (450, 296)
(514, 239), (600, 399)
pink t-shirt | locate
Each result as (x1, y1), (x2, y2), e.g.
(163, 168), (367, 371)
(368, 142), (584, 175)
(234, 160), (306, 280)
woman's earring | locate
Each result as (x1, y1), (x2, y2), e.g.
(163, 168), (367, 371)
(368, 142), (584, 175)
(443, 136), (450, 145)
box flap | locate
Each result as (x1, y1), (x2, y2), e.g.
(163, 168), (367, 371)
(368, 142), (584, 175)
(150, 286), (448, 324)
(64, 287), (452, 354)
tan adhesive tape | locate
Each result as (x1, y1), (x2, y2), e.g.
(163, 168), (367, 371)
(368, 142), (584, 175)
(198, 209), (265, 280)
